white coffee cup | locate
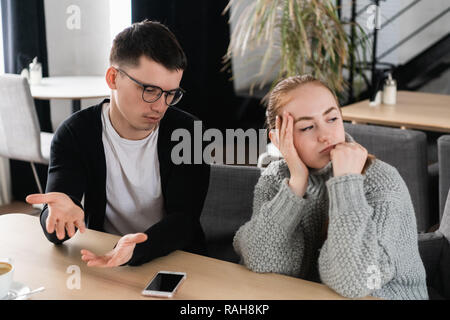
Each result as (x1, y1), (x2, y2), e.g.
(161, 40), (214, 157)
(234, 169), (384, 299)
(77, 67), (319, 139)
(0, 258), (14, 299)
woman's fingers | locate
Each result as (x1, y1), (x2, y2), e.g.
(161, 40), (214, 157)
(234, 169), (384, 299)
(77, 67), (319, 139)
(281, 112), (295, 144)
(286, 113), (293, 144)
(272, 116), (281, 149)
(280, 112), (287, 143)
(280, 113), (295, 153)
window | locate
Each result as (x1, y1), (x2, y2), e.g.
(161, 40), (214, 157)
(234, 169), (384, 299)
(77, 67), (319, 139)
(109, 0), (131, 45)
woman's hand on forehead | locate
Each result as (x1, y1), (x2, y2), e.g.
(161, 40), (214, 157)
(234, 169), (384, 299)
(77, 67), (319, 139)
(272, 111), (309, 197)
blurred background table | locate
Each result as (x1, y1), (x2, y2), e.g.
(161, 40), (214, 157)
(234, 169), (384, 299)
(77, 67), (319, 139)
(342, 91), (450, 133)
(30, 76), (109, 113)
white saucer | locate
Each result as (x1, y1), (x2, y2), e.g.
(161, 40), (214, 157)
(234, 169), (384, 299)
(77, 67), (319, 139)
(1, 282), (31, 300)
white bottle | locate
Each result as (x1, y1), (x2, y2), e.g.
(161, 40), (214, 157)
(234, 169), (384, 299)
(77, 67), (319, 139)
(383, 73), (397, 105)
(20, 68), (30, 81)
(29, 57), (42, 85)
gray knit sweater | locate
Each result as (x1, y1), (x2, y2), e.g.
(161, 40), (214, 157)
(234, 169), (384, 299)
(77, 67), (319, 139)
(233, 136), (429, 300)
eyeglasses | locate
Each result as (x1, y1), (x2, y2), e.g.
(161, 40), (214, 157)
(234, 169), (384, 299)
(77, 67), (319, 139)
(114, 67), (185, 106)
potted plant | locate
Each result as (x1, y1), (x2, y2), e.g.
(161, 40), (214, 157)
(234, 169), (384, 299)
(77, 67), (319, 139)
(224, 0), (370, 102)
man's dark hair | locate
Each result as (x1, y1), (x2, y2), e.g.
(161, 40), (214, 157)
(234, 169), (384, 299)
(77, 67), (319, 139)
(110, 20), (187, 71)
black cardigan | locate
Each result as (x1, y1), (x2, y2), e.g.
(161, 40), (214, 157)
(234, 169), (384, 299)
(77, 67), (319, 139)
(40, 99), (210, 266)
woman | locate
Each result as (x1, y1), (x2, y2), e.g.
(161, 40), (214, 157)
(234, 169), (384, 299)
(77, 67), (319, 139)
(233, 75), (428, 300)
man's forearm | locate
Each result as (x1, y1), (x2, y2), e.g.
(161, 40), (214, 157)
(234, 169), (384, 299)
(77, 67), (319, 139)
(126, 213), (201, 266)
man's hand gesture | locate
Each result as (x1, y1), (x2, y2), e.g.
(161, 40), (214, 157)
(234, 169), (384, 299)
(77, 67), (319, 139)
(81, 233), (148, 267)
(26, 192), (86, 240)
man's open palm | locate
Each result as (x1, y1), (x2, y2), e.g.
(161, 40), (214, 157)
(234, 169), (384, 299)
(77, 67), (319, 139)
(81, 233), (148, 267)
(26, 192), (86, 240)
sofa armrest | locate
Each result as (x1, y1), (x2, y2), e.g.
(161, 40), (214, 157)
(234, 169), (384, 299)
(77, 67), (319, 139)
(418, 231), (450, 299)
(438, 135), (450, 220)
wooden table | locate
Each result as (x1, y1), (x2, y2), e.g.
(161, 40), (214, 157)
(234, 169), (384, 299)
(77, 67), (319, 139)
(341, 91), (450, 133)
(29, 76), (110, 113)
(0, 214), (374, 300)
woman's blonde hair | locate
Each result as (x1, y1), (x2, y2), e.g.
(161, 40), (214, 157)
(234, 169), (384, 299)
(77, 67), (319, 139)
(265, 74), (374, 174)
(266, 74), (338, 130)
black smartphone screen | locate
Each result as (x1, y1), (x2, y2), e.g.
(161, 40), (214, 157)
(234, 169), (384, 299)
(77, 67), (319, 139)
(145, 273), (185, 292)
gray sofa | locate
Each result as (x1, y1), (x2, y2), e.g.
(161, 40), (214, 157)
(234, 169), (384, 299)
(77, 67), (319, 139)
(344, 123), (430, 232)
(200, 163), (450, 299)
(200, 164), (261, 263)
(438, 135), (450, 220)
(418, 189), (450, 299)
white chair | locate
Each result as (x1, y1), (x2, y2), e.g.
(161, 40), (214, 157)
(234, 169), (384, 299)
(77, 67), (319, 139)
(0, 74), (53, 196)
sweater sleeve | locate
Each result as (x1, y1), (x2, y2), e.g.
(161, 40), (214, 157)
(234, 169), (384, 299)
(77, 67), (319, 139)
(233, 172), (310, 277)
(318, 173), (396, 298)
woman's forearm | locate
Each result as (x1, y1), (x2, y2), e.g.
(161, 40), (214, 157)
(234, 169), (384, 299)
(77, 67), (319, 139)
(234, 177), (309, 277)
(318, 174), (395, 298)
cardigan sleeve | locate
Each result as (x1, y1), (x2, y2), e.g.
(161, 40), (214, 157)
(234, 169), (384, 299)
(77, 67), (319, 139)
(39, 121), (87, 244)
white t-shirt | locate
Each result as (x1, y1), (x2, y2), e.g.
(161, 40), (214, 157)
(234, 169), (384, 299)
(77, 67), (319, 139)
(101, 103), (165, 236)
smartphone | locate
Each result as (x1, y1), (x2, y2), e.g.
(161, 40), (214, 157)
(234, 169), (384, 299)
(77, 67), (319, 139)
(141, 271), (186, 298)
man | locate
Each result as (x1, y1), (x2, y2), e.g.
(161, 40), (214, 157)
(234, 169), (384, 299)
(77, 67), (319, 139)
(26, 20), (210, 267)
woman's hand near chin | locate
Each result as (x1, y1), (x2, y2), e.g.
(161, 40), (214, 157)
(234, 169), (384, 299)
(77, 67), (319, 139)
(330, 142), (368, 177)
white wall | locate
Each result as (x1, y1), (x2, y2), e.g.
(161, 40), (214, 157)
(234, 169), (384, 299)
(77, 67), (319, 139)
(344, 0), (450, 66)
(339, 0), (450, 95)
(0, 1), (12, 205)
(44, 0), (130, 131)
(0, 1), (130, 204)
(0, 1), (3, 75)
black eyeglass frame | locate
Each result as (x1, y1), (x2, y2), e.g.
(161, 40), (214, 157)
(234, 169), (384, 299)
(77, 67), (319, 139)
(113, 67), (185, 106)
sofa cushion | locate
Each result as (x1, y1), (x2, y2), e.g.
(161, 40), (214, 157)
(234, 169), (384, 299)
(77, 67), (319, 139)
(200, 164), (261, 263)
(344, 123), (429, 232)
